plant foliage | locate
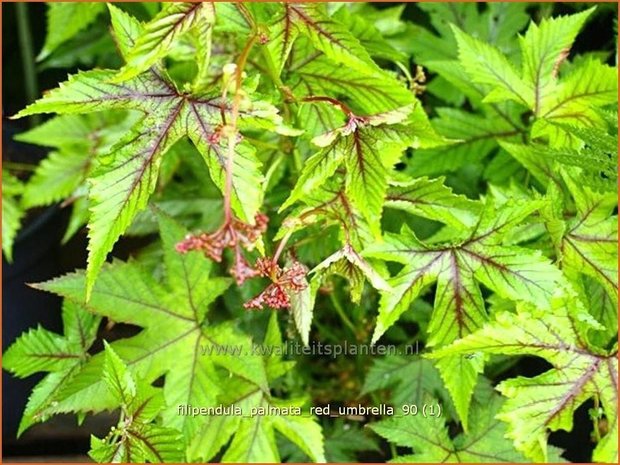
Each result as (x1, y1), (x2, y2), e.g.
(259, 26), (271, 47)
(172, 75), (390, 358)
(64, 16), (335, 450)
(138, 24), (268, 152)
(3, 2), (617, 463)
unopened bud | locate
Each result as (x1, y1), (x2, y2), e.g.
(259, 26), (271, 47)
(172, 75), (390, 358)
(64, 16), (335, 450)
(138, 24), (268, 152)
(223, 63), (237, 76)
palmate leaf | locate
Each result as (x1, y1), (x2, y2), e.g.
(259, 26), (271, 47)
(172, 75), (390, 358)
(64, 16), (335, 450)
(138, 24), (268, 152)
(431, 297), (618, 463)
(277, 181), (387, 302)
(89, 343), (184, 463)
(13, 7), (271, 296)
(364, 198), (567, 428)
(452, 8), (593, 113)
(2, 301), (101, 435)
(187, 313), (325, 463)
(369, 381), (532, 463)
(283, 112), (415, 236)
(452, 8), (615, 147)
(33, 216), (325, 463)
(33, 213), (268, 443)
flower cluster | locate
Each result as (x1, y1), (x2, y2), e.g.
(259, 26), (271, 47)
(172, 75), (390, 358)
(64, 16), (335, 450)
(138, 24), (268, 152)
(176, 213), (268, 284)
(175, 213), (309, 310)
(244, 258), (308, 310)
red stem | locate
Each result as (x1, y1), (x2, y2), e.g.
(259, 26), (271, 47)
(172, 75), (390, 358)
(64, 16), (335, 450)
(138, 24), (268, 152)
(302, 95), (355, 117)
(272, 230), (293, 264)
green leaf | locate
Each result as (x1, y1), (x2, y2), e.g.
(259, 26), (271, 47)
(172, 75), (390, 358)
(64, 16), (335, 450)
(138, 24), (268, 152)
(450, 9), (610, 149)
(520, 8), (595, 114)
(362, 356), (449, 408)
(323, 420), (381, 462)
(386, 176), (481, 229)
(102, 342), (136, 405)
(91, 345), (185, 463)
(22, 151), (89, 208)
(333, 6), (407, 63)
(107, 3), (143, 61)
(2, 172), (24, 262)
(31, 215), (319, 462)
(284, 115), (413, 235)
(129, 424), (185, 463)
(534, 58), (618, 145)
(32, 212), (271, 436)
(311, 243), (390, 304)
(451, 25), (531, 106)
(14, 53), (270, 296)
(188, 320), (325, 463)
(265, 4), (300, 74)
(114, 2), (215, 81)
(17, 113), (139, 211)
(365, 198), (561, 344)
(370, 381), (530, 462)
(365, 198), (567, 427)
(90, 423), (184, 463)
(18, 368), (82, 437)
(406, 107), (523, 176)
(342, 125), (412, 234)
(287, 52), (415, 120)
(3, 326), (81, 378)
(580, 276), (617, 350)
(189, 383), (325, 463)
(14, 112), (136, 150)
(2, 301), (101, 435)
(280, 142), (344, 211)
(430, 296), (617, 463)
(288, 271), (315, 346)
(560, 171), (618, 303)
(38, 2), (105, 60)
(287, 4), (380, 75)
(279, 179), (374, 250)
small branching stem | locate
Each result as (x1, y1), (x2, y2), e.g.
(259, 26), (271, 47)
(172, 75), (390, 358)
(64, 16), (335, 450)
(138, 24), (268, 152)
(302, 95), (354, 117)
(272, 230), (293, 264)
